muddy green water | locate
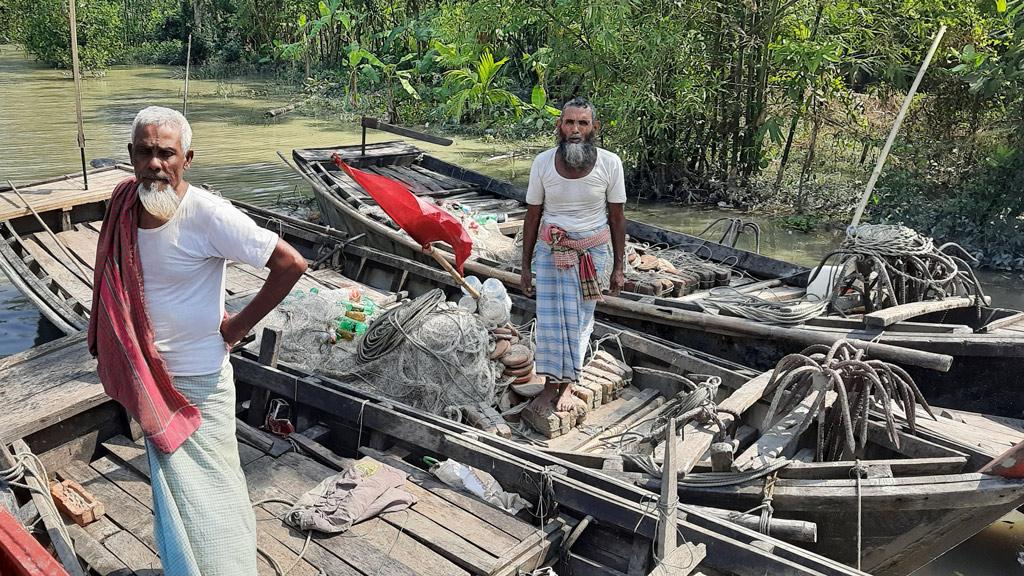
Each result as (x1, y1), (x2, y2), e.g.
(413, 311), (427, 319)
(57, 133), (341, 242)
(0, 44), (1021, 573)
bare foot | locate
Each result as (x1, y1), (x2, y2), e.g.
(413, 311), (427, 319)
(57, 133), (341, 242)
(528, 380), (560, 413)
(555, 382), (577, 413)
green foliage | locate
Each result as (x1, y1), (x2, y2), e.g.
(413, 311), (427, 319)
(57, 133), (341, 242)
(875, 148), (1024, 269)
(0, 0), (16, 43)
(441, 49), (523, 123)
(14, 0), (124, 69)
(778, 214), (819, 233)
(124, 39), (185, 65)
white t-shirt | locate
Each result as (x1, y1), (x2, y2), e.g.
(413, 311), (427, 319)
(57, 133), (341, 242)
(525, 147), (627, 232)
(137, 185), (278, 376)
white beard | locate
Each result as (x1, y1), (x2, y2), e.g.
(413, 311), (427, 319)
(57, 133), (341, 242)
(138, 181), (181, 221)
(560, 140), (598, 170)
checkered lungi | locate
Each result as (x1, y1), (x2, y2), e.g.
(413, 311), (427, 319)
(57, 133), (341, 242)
(533, 225), (611, 382)
(146, 361), (257, 576)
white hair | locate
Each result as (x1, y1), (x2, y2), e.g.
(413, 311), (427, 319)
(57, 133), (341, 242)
(131, 106), (192, 152)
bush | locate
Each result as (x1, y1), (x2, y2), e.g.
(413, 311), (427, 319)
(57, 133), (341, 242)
(874, 149), (1024, 269)
(16, 0), (123, 69)
(124, 39), (184, 65)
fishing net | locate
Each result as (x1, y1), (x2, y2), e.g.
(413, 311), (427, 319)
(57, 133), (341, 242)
(253, 289), (502, 415)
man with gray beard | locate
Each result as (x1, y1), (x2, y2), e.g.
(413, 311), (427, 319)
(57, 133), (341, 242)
(88, 106), (306, 575)
(520, 97), (627, 423)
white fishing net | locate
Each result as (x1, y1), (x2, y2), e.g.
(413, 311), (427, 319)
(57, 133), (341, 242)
(252, 289), (503, 415)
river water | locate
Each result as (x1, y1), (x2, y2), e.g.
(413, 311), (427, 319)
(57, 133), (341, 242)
(1, 44), (1021, 573)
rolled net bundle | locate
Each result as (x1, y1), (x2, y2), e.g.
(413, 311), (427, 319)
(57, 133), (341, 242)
(254, 289), (502, 415)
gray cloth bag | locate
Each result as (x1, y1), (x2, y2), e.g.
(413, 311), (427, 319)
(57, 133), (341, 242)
(285, 460), (417, 534)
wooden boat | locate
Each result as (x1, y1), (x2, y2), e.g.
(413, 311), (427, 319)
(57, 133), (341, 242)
(2, 165), (1023, 575)
(0, 192), (865, 576)
(284, 123), (1024, 418)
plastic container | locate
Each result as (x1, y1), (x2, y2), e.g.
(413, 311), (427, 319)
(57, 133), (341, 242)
(337, 316), (368, 335)
(458, 295), (478, 313)
(462, 275), (483, 297)
(478, 295), (508, 326)
(482, 277), (506, 299)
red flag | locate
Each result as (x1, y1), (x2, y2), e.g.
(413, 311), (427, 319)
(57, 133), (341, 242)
(331, 154), (473, 273)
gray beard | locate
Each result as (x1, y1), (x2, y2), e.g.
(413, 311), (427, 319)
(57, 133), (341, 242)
(138, 181), (181, 221)
(558, 140), (598, 170)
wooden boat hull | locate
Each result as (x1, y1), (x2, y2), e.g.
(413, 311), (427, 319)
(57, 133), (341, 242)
(292, 143), (1024, 417)
(2, 166), (1023, 574)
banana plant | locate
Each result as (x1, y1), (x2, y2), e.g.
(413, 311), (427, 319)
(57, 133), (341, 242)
(442, 49), (523, 123)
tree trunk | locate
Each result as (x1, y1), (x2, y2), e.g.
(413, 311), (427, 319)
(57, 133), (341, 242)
(796, 101), (822, 212)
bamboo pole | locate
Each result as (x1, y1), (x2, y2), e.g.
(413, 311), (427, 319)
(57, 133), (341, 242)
(850, 25), (947, 228)
(182, 34), (192, 117)
(68, 0), (88, 189)
(428, 246), (480, 299)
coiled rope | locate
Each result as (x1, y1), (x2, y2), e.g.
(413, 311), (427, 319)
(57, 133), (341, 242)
(698, 286), (828, 325)
(357, 289), (446, 363)
(808, 224), (987, 315)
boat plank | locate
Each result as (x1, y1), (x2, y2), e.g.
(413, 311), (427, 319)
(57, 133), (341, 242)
(245, 452), (465, 576)
(0, 167), (127, 221)
(54, 227), (100, 273)
(781, 456), (967, 479)
(21, 235), (92, 305)
(252, 503), (364, 576)
(0, 368), (105, 445)
(101, 530), (161, 573)
(254, 528), (322, 576)
(59, 460), (159, 552)
(863, 297), (983, 328)
(390, 165), (447, 192)
(733, 387), (836, 471)
(64, 523), (133, 576)
(245, 451), (503, 574)
(367, 166), (429, 193)
(667, 370), (775, 473)
(359, 450), (536, 540)
(409, 164), (473, 190)
(546, 389), (662, 452)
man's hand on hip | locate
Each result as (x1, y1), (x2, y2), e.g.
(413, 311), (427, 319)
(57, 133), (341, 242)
(520, 269), (534, 297)
(608, 267), (625, 296)
(220, 313), (249, 348)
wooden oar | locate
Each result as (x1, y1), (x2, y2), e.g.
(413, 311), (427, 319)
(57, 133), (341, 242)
(6, 180), (93, 288)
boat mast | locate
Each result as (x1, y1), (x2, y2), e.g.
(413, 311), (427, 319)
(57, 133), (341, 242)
(68, 0), (88, 189)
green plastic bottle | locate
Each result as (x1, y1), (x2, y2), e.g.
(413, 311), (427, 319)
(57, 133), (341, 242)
(337, 316), (368, 335)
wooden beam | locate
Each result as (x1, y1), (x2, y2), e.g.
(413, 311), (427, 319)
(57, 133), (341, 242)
(361, 117), (454, 147)
(863, 296), (990, 328)
(9, 440), (87, 576)
(672, 370), (774, 474)
(656, 418), (678, 560)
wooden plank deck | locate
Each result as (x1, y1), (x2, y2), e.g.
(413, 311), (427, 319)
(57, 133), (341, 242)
(60, 434), (546, 576)
(0, 166), (131, 222)
(0, 266), (387, 447)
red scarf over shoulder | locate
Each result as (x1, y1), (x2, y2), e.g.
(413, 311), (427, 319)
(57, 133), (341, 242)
(87, 178), (201, 453)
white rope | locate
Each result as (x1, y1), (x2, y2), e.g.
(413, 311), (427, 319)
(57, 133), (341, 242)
(698, 286), (827, 325)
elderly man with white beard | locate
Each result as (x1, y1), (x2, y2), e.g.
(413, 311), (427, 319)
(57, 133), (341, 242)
(520, 97), (626, 423)
(87, 106), (306, 575)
